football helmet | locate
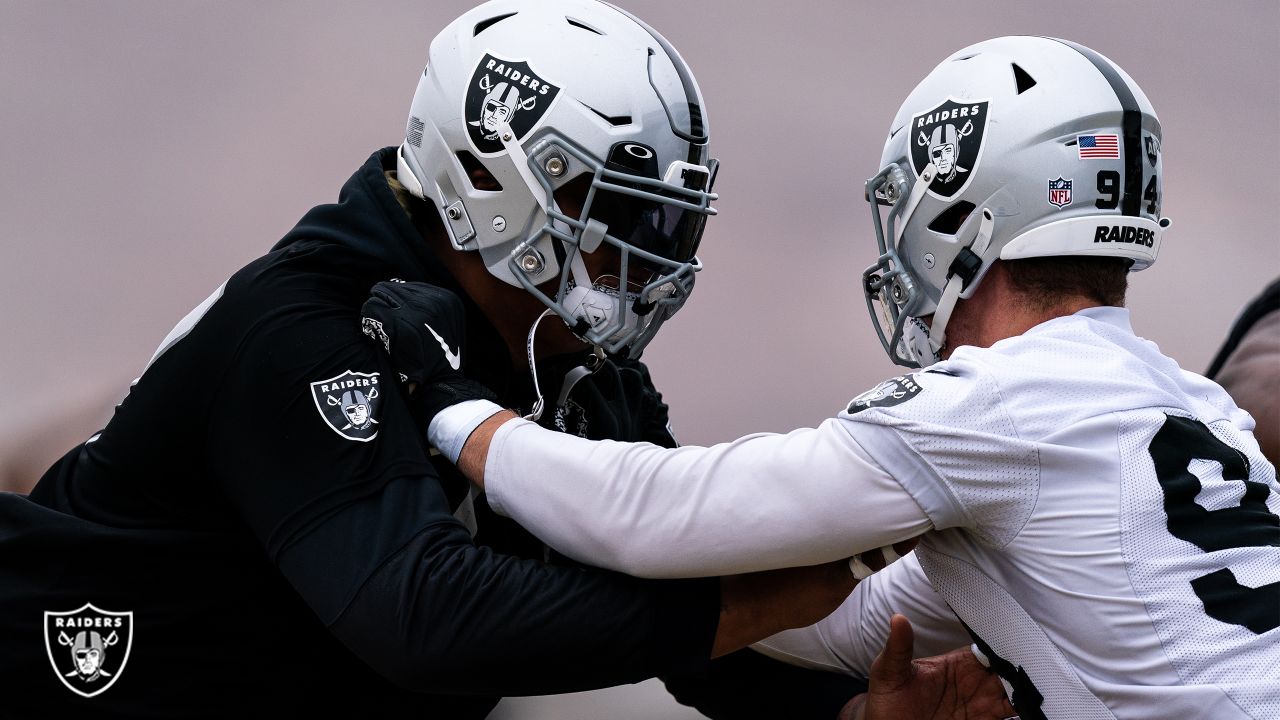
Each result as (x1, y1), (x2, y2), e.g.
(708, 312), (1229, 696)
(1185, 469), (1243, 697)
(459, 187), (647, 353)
(863, 36), (1170, 367)
(398, 0), (718, 358)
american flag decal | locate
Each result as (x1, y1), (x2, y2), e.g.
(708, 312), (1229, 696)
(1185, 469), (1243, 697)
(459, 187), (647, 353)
(1077, 134), (1120, 159)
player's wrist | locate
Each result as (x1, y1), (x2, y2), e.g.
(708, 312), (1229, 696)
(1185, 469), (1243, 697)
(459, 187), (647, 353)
(428, 398), (504, 463)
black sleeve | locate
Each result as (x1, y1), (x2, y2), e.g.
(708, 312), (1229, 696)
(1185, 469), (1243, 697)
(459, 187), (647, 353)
(208, 310), (719, 695)
(663, 648), (868, 720)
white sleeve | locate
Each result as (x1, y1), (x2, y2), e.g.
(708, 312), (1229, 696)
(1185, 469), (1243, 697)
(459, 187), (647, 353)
(479, 416), (933, 578)
(750, 551), (972, 676)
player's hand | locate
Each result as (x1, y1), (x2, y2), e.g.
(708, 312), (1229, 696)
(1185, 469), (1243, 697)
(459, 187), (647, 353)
(838, 614), (1016, 720)
(361, 280), (467, 388)
(361, 280), (496, 423)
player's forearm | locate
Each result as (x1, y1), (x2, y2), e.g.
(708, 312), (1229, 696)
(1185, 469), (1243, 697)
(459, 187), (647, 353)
(713, 560), (857, 657)
(328, 522), (721, 695)
(753, 552), (973, 677)
(448, 411), (932, 578)
(454, 408), (516, 489)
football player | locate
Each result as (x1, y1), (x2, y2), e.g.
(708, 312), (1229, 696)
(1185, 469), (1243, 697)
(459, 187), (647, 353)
(389, 36), (1280, 718)
(0, 1), (863, 716)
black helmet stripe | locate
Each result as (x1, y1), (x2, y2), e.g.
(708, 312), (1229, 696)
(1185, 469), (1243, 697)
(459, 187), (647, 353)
(601, 2), (707, 148)
(1047, 37), (1144, 217)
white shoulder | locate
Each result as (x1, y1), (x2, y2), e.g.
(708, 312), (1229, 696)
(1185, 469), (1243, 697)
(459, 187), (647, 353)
(836, 356), (1039, 547)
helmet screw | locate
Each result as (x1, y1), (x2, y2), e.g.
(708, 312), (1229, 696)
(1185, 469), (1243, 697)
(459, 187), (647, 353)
(501, 132), (513, 142)
(518, 250), (545, 274)
(446, 206), (461, 220)
(885, 184), (899, 202)
(923, 253), (935, 269)
(545, 156), (566, 177)
(492, 216), (507, 232)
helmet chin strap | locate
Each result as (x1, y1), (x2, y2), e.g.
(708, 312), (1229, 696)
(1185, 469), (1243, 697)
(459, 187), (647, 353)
(922, 208), (996, 362)
(523, 308), (605, 423)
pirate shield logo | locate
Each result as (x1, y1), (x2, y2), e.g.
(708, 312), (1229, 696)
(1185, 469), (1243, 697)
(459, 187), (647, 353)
(465, 53), (561, 156)
(909, 98), (990, 200)
(846, 374), (923, 415)
(311, 370), (382, 442)
(44, 604), (133, 698)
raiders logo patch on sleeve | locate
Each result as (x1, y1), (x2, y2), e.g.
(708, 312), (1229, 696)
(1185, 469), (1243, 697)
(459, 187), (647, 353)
(311, 371), (382, 442)
(846, 374), (923, 415)
(44, 604), (133, 698)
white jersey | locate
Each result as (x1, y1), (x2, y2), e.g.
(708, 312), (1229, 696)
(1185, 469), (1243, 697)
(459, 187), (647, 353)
(443, 307), (1280, 718)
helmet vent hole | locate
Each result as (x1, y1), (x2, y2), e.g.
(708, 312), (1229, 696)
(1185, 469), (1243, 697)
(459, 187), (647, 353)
(584, 104), (633, 127)
(952, 53), (979, 62)
(1011, 63), (1038, 94)
(566, 17), (605, 35)
(473, 12), (517, 36)
(927, 201), (976, 236)
(456, 151), (503, 192)
(407, 116), (425, 148)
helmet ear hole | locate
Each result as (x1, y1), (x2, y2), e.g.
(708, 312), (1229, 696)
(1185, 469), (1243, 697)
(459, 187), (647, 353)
(455, 151), (503, 192)
(928, 201), (976, 235)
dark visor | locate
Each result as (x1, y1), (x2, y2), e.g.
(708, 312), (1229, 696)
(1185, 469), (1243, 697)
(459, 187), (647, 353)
(586, 185), (706, 264)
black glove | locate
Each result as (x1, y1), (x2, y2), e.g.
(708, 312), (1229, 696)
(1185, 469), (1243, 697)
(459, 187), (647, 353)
(361, 280), (496, 422)
(362, 280), (467, 387)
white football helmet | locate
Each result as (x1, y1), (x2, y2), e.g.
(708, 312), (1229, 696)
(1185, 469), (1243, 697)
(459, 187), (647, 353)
(863, 36), (1170, 368)
(398, 0), (718, 358)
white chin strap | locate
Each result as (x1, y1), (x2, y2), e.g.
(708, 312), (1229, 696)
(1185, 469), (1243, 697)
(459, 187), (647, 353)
(918, 208), (996, 365)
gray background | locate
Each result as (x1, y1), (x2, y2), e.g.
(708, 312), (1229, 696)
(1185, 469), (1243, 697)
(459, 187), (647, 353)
(1, 1), (1276, 717)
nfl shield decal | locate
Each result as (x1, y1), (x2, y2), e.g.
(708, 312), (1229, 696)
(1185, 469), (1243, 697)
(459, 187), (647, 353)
(1048, 177), (1073, 208)
(465, 53), (561, 156)
(44, 604), (133, 698)
(846, 375), (923, 415)
(311, 371), (382, 442)
(909, 98), (990, 200)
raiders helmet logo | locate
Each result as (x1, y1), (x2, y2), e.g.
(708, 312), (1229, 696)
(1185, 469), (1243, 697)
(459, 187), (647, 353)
(846, 374), (923, 415)
(465, 53), (562, 156)
(311, 371), (382, 442)
(909, 98), (990, 200)
(44, 604), (134, 698)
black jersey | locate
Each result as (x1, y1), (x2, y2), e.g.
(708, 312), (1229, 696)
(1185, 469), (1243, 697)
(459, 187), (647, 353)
(0, 148), (721, 718)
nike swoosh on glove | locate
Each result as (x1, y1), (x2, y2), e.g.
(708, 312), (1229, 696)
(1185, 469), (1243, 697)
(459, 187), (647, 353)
(361, 280), (467, 387)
